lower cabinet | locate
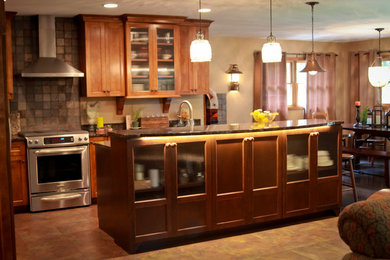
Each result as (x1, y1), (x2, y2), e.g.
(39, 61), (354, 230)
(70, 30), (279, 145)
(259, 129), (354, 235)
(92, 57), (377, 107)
(10, 141), (28, 207)
(89, 136), (110, 199)
(96, 124), (342, 253)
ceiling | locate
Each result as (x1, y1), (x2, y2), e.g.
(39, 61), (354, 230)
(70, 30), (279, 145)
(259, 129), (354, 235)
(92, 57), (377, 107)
(5, 0), (390, 42)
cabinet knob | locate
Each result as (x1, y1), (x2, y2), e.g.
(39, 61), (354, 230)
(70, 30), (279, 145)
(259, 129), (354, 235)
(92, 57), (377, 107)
(107, 90), (111, 93)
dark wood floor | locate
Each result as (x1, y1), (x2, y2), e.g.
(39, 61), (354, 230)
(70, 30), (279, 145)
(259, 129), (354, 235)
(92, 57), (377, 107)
(14, 159), (386, 259)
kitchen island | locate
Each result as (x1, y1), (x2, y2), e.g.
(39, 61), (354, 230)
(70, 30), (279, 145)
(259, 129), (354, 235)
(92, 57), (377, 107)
(95, 119), (343, 253)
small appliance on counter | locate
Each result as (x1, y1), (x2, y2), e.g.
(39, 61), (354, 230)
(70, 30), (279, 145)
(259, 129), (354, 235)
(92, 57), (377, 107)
(20, 130), (91, 212)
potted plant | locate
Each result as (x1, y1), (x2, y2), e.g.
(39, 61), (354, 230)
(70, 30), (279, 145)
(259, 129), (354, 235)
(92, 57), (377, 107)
(361, 106), (368, 125)
(131, 107), (142, 128)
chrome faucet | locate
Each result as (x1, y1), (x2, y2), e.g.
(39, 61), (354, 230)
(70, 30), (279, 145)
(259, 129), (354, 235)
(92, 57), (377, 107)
(177, 100), (194, 126)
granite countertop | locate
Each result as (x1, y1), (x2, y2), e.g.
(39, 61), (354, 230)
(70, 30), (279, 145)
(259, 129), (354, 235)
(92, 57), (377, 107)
(109, 119), (343, 139)
(12, 135), (25, 142)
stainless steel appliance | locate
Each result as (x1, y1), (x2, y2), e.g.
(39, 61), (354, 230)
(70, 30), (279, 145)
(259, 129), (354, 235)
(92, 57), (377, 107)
(22, 130), (91, 212)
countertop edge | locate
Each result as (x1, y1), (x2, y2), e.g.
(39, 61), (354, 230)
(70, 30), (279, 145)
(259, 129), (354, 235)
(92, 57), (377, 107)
(108, 120), (344, 139)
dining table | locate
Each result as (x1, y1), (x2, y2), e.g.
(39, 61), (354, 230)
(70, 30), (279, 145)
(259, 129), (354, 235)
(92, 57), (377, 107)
(342, 123), (390, 140)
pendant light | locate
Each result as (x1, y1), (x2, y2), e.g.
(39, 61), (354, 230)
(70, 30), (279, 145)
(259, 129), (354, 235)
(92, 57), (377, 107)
(190, 0), (212, 62)
(368, 28), (390, 88)
(262, 0), (282, 63)
(301, 1), (325, 76)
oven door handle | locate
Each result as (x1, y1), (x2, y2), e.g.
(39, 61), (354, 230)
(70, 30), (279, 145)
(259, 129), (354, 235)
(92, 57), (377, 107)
(33, 147), (86, 155)
(40, 193), (82, 201)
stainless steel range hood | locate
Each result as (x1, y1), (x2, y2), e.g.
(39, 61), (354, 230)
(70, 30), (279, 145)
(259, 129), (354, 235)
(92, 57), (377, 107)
(21, 16), (84, 78)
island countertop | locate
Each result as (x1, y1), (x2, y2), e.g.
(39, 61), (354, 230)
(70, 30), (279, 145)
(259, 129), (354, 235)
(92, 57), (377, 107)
(108, 119), (343, 139)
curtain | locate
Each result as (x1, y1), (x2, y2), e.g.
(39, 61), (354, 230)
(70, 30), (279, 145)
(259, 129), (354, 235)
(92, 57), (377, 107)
(306, 53), (337, 119)
(253, 51), (288, 120)
(348, 50), (378, 123)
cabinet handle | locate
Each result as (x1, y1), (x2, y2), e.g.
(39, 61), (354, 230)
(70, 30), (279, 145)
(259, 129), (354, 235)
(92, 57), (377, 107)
(310, 132), (319, 136)
(165, 143), (177, 147)
(107, 90), (111, 93)
(244, 137), (254, 142)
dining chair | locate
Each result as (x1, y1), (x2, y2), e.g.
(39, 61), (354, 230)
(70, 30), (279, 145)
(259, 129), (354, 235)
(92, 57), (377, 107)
(310, 110), (329, 120)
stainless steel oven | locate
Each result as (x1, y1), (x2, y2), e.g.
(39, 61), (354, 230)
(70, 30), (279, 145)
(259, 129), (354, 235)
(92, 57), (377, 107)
(22, 130), (91, 212)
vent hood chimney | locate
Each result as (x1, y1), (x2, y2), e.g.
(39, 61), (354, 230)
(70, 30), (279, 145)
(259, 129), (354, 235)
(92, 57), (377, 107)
(21, 16), (84, 77)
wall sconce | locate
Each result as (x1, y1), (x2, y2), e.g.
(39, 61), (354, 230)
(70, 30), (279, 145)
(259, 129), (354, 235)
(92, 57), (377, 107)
(225, 64), (243, 92)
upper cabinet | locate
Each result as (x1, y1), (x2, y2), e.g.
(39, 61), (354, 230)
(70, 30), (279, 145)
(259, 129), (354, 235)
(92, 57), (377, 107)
(6, 12), (16, 100)
(179, 22), (210, 95)
(125, 22), (180, 97)
(78, 14), (212, 99)
(79, 15), (126, 97)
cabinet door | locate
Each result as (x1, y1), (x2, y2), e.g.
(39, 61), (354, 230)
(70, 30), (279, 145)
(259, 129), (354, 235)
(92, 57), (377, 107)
(250, 135), (283, 223)
(10, 142), (28, 207)
(132, 141), (172, 242)
(85, 22), (106, 96)
(155, 25), (179, 95)
(179, 25), (209, 95)
(84, 20), (125, 97)
(214, 137), (246, 229)
(315, 129), (341, 210)
(11, 158), (28, 207)
(127, 24), (152, 95)
(174, 140), (210, 235)
(104, 21), (125, 96)
(284, 133), (313, 217)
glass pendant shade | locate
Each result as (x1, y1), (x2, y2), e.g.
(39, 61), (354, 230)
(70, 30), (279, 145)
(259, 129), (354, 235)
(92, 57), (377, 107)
(301, 53), (325, 75)
(262, 36), (282, 63)
(190, 32), (212, 62)
(368, 64), (390, 88)
(262, 0), (282, 63)
(368, 28), (390, 88)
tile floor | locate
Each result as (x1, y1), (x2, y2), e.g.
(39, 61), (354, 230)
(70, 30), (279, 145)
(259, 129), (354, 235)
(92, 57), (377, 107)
(14, 159), (386, 260)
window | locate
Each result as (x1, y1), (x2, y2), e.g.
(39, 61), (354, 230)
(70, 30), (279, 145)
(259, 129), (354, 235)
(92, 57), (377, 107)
(286, 59), (307, 108)
(381, 59), (390, 104)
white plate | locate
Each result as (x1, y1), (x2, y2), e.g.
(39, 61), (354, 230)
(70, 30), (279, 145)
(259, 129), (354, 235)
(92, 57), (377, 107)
(318, 160), (333, 167)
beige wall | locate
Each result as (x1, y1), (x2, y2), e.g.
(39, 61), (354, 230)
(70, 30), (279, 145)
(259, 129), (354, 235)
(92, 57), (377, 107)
(209, 36), (390, 124)
(86, 36), (390, 126)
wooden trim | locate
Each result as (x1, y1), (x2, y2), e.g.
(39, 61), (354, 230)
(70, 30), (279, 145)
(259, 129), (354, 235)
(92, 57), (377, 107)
(0, 3), (16, 259)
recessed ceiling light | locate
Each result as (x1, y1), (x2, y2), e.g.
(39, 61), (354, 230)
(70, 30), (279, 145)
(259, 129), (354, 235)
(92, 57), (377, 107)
(104, 3), (118, 8)
(198, 8), (211, 13)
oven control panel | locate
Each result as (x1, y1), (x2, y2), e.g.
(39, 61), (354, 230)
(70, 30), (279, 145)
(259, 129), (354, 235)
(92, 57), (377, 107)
(25, 132), (89, 148)
(44, 136), (74, 145)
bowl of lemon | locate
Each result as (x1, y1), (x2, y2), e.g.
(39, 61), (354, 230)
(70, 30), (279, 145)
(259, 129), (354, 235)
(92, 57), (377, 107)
(250, 109), (279, 124)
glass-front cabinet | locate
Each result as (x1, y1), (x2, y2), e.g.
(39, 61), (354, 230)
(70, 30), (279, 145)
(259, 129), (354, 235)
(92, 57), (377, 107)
(132, 138), (209, 239)
(285, 133), (312, 217)
(126, 23), (179, 97)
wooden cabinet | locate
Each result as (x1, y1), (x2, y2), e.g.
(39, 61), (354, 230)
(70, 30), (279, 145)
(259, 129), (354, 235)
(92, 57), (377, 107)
(10, 141), (28, 207)
(179, 24), (210, 95)
(6, 12), (16, 99)
(125, 22), (180, 98)
(96, 124), (341, 253)
(213, 133), (283, 229)
(89, 136), (110, 199)
(284, 127), (341, 217)
(129, 136), (211, 242)
(79, 16), (125, 97)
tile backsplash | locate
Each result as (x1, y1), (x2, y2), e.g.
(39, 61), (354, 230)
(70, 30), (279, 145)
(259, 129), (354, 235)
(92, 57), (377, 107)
(9, 16), (81, 131)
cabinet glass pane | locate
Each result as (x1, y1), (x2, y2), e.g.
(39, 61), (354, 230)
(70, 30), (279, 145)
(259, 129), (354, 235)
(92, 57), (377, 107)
(130, 27), (150, 92)
(287, 134), (309, 182)
(157, 28), (175, 91)
(177, 142), (205, 196)
(318, 132), (338, 178)
(134, 144), (165, 201)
